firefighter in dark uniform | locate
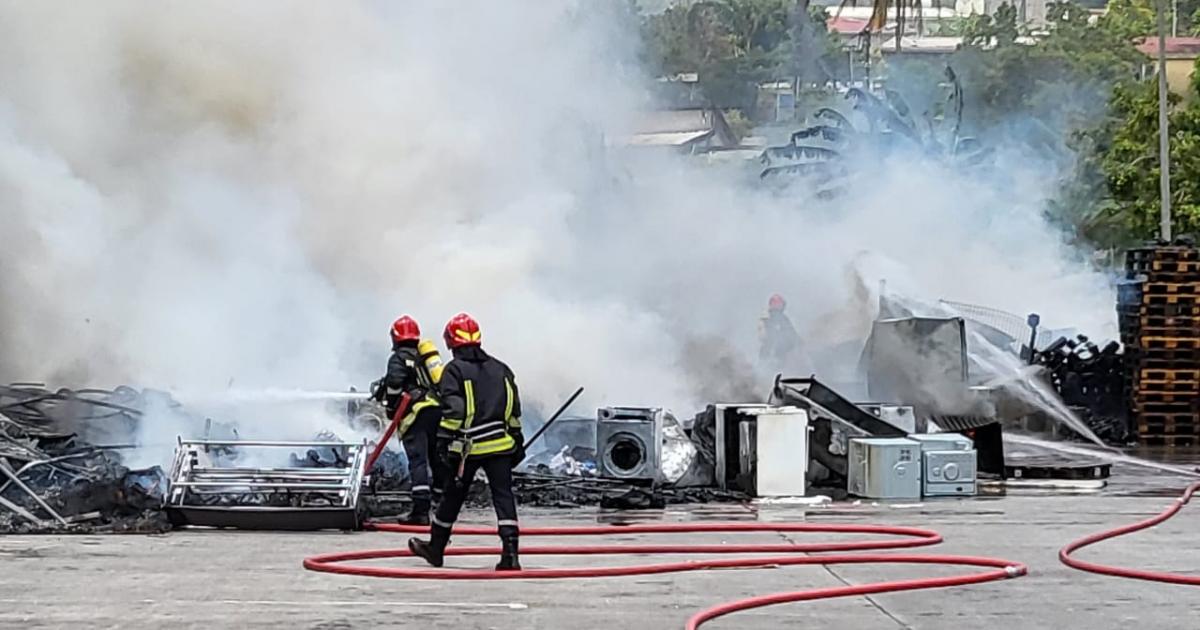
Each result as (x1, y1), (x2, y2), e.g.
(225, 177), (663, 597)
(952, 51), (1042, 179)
(759, 293), (807, 374)
(373, 315), (447, 525)
(408, 312), (525, 571)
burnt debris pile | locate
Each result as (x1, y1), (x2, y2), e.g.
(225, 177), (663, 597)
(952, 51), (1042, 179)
(0, 384), (171, 533)
(364, 473), (748, 517)
(1034, 336), (1130, 444)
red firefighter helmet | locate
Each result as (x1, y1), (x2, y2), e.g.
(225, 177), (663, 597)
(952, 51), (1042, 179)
(443, 312), (482, 348)
(390, 315), (421, 343)
(768, 294), (786, 312)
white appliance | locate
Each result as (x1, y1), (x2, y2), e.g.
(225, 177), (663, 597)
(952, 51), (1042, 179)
(737, 406), (809, 497)
(909, 433), (977, 497)
(596, 406), (663, 481)
(847, 437), (922, 500)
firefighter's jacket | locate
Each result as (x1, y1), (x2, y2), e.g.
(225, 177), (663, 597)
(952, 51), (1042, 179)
(438, 346), (522, 458)
(379, 342), (440, 435)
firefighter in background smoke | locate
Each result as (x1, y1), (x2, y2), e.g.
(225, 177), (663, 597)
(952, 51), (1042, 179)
(372, 315), (447, 525)
(409, 312), (525, 571)
(758, 294), (809, 375)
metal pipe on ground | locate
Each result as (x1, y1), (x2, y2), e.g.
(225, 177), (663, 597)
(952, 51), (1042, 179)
(0, 495), (45, 526)
(0, 463), (68, 525)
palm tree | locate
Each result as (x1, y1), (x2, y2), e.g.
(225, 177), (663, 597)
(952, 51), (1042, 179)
(759, 67), (992, 191)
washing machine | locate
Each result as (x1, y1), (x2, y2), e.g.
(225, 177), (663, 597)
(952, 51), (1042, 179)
(596, 406), (663, 481)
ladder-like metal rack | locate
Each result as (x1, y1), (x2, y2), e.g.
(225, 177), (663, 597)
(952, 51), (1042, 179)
(165, 438), (368, 530)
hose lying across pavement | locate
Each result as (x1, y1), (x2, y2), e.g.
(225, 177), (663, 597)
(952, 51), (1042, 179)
(1060, 481), (1200, 585)
(303, 521), (1028, 628)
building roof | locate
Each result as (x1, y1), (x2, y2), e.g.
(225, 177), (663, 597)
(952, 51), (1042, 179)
(880, 35), (964, 54)
(633, 109), (714, 134)
(880, 34), (1038, 54)
(625, 108), (739, 149)
(1136, 37), (1200, 59)
(828, 16), (869, 35)
(626, 130), (713, 147)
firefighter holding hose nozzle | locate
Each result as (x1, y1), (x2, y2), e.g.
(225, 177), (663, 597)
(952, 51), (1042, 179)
(409, 312), (525, 571)
(373, 315), (448, 526)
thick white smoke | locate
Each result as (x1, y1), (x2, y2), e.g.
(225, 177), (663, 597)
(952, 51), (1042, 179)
(0, 1), (1115, 463)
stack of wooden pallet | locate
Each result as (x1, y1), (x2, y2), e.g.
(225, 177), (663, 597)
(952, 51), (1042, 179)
(1121, 245), (1200, 446)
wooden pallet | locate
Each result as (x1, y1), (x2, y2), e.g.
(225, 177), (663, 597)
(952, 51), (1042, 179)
(1144, 282), (1200, 295)
(1137, 412), (1199, 432)
(1134, 380), (1200, 393)
(1139, 434), (1200, 446)
(1128, 259), (1200, 273)
(1134, 392), (1200, 404)
(1143, 293), (1200, 306)
(1132, 304), (1200, 317)
(1128, 358), (1200, 371)
(1133, 401), (1200, 415)
(1132, 326), (1200, 339)
(1136, 315), (1200, 328)
(1127, 247), (1200, 262)
(1133, 336), (1200, 349)
(1132, 379), (1200, 393)
(1135, 273), (1200, 284)
(1132, 424), (1200, 439)
(1139, 368), (1200, 381)
(1126, 347), (1200, 361)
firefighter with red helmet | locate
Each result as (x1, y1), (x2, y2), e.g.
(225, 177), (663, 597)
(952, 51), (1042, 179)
(372, 315), (447, 525)
(409, 312), (525, 571)
(759, 293), (804, 373)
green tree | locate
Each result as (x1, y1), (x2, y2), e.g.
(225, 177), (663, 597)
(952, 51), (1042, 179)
(1100, 70), (1200, 239)
(642, 0), (839, 110)
(961, 2), (1020, 48)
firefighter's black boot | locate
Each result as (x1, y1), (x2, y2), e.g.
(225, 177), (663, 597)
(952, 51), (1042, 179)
(495, 533), (520, 571)
(408, 524), (450, 568)
(397, 498), (431, 526)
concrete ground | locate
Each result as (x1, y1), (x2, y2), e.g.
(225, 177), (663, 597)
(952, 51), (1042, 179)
(2, 473), (1199, 629)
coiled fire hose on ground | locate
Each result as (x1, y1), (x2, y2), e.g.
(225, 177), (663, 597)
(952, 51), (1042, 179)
(1060, 481), (1200, 585)
(303, 521), (1028, 629)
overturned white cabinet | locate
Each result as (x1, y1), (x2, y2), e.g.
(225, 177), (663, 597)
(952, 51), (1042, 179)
(738, 406), (809, 497)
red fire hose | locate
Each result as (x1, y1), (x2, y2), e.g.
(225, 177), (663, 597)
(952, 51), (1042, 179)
(364, 393), (411, 473)
(1060, 481), (1200, 585)
(303, 521), (1027, 628)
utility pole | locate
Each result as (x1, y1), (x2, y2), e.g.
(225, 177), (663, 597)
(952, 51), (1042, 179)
(1157, 0), (1174, 242)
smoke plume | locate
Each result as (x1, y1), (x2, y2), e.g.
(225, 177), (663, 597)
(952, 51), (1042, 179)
(0, 1), (1116, 462)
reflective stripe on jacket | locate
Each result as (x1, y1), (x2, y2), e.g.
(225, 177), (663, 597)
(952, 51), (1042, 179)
(438, 346), (522, 457)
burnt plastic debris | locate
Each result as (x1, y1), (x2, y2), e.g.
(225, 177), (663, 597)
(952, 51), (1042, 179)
(364, 472), (750, 517)
(600, 488), (666, 510)
(1034, 335), (1130, 444)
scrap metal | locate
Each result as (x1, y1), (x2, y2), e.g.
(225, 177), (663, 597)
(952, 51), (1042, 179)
(0, 383), (171, 533)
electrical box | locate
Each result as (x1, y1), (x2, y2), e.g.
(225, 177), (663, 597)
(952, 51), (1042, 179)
(847, 437), (921, 500)
(910, 433), (977, 497)
(923, 450), (977, 496)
